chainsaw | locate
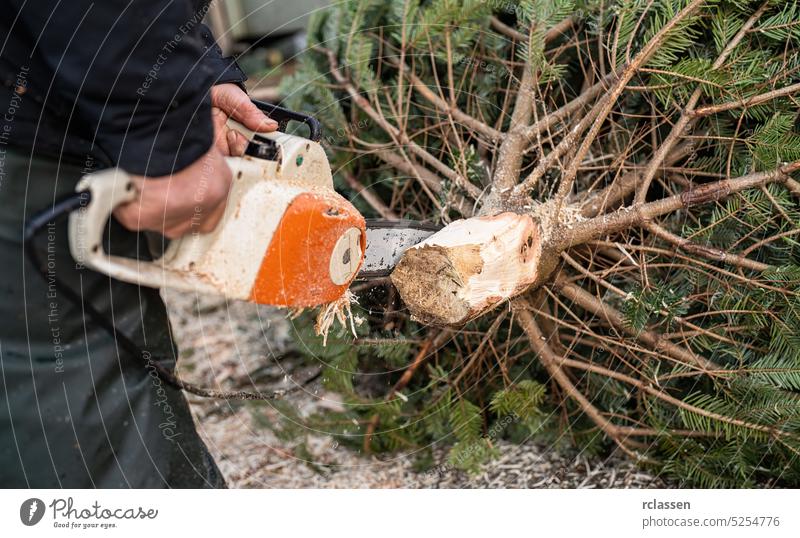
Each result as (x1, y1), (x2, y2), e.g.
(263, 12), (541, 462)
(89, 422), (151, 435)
(64, 101), (439, 307)
(23, 101), (440, 401)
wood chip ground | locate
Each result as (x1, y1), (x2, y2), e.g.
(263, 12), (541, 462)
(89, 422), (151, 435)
(164, 291), (671, 489)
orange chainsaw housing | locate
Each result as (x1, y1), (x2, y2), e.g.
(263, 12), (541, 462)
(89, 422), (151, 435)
(249, 190), (366, 307)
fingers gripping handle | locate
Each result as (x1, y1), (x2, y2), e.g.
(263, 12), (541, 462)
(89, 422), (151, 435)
(225, 117), (256, 141)
(68, 168), (219, 294)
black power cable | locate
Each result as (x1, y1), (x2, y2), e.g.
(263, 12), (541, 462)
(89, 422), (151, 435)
(24, 192), (320, 401)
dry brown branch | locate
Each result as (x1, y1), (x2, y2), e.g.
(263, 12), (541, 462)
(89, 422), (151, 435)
(563, 162), (800, 248)
(693, 81), (800, 118)
(558, 254), (754, 348)
(491, 53), (538, 196)
(398, 63), (502, 141)
(521, 72), (617, 145)
(542, 338), (795, 440)
(587, 240), (798, 295)
(451, 311), (509, 387)
(490, 16), (527, 42)
(374, 149), (473, 216)
(579, 143), (697, 218)
(340, 169), (399, 220)
(516, 92), (611, 194)
(489, 16), (575, 45)
(375, 149), (443, 195)
(318, 45), (483, 200)
(515, 300), (798, 448)
(645, 222), (770, 272)
(514, 305), (639, 456)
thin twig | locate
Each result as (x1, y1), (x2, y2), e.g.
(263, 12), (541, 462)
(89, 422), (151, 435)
(340, 170), (399, 219)
(645, 222), (770, 272)
(317, 45), (482, 200)
(491, 43), (539, 195)
(552, 276), (715, 371)
(693, 81), (800, 117)
(632, 0), (772, 205)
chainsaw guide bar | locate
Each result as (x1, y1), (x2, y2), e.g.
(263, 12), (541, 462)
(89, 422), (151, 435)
(359, 219), (442, 279)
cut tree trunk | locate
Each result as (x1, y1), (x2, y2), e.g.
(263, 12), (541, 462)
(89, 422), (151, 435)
(391, 212), (547, 325)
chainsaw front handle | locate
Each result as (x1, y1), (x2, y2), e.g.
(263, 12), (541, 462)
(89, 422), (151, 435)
(68, 167), (221, 295)
(224, 101), (322, 143)
(251, 100), (322, 142)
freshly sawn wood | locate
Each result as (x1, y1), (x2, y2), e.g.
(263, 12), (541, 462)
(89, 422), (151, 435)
(391, 212), (542, 326)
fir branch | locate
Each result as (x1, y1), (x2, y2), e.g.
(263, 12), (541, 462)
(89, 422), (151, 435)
(564, 161), (800, 248)
(633, 0), (773, 205)
(693, 81), (800, 117)
(555, 0), (711, 212)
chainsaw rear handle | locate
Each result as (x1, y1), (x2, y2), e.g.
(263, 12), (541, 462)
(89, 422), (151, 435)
(67, 167), (222, 295)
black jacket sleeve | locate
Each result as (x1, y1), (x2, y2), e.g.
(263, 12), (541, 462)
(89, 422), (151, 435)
(20, 1), (223, 176)
(199, 24), (248, 88)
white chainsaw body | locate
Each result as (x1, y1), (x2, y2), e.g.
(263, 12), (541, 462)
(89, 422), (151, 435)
(68, 128), (366, 307)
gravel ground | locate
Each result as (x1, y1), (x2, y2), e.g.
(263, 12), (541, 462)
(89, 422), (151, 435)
(164, 291), (669, 489)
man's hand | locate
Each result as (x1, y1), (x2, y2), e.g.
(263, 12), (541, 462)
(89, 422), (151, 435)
(211, 83), (278, 156)
(114, 84), (275, 239)
(113, 146), (232, 239)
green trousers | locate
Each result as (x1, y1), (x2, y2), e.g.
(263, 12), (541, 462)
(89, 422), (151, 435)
(0, 149), (225, 488)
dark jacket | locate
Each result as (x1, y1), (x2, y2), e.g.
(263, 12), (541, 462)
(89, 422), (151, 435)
(0, 0), (246, 176)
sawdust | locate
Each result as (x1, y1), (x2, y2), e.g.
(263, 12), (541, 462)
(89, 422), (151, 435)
(314, 289), (360, 345)
(528, 199), (588, 246)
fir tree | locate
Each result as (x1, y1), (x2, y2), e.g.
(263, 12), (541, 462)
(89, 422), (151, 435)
(259, 0), (800, 486)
